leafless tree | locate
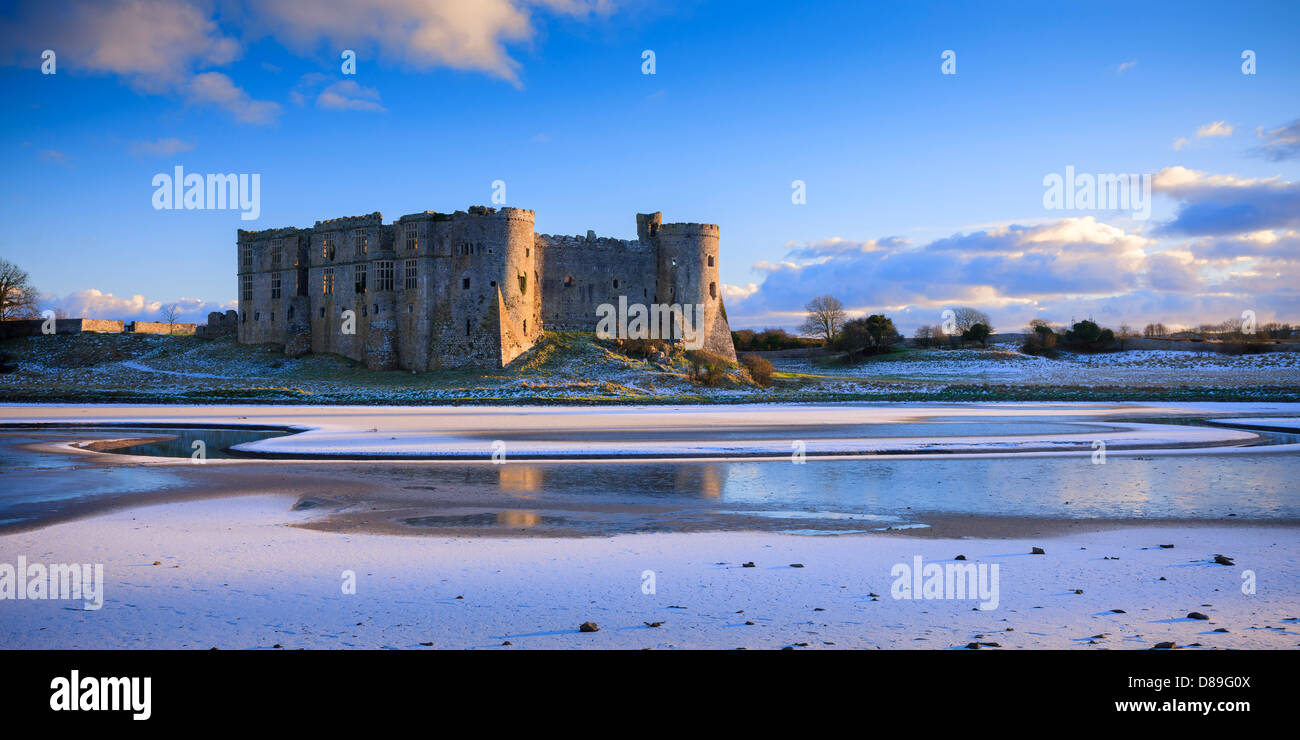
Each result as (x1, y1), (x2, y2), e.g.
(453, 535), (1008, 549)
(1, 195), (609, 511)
(951, 306), (993, 336)
(0, 259), (40, 320)
(1117, 323), (1137, 350)
(159, 303), (182, 334)
(799, 295), (846, 345)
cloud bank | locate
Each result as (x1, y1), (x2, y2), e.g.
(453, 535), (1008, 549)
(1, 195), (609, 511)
(725, 165), (1300, 334)
(2, 0), (614, 122)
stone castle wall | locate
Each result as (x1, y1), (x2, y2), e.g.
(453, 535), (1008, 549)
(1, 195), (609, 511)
(237, 206), (734, 369)
(537, 232), (656, 330)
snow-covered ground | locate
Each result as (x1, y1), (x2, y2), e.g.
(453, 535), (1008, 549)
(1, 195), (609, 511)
(1, 494), (1294, 649)
(3, 333), (1298, 403)
(775, 343), (1300, 389)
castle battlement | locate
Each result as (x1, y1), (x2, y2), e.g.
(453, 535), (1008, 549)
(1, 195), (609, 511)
(235, 206), (735, 369)
(657, 222), (720, 235)
(535, 233), (654, 252)
(314, 212), (383, 228)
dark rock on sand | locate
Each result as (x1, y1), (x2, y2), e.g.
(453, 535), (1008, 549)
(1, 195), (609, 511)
(579, 621), (599, 633)
(644, 621), (663, 628)
(1187, 612), (1210, 620)
(955, 555), (966, 560)
(1213, 555), (1235, 566)
(1031, 547), (1045, 555)
(1152, 641), (1176, 649)
(742, 562), (755, 568)
(1111, 609), (1126, 613)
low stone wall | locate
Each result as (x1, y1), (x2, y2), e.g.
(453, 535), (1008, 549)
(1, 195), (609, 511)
(80, 319), (126, 333)
(0, 318), (125, 338)
(131, 321), (196, 335)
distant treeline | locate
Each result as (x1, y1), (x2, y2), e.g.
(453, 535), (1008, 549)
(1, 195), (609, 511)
(731, 328), (821, 352)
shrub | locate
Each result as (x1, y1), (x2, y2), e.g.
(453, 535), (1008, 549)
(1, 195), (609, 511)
(836, 315), (900, 359)
(1061, 320), (1117, 352)
(1215, 341), (1271, 355)
(1021, 322), (1059, 357)
(739, 353), (774, 386)
(961, 322), (991, 347)
(685, 349), (731, 386)
(730, 328), (818, 352)
(612, 337), (669, 359)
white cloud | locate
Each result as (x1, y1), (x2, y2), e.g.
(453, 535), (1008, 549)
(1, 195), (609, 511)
(720, 283), (758, 302)
(1196, 120), (1234, 138)
(1, 0), (277, 123)
(1116, 60), (1137, 74)
(315, 80), (387, 112)
(1173, 137), (1190, 151)
(1152, 165), (1284, 192)
(246, 0), (613, 87)
(723, 210), (1299, 334)
(44, 289), (235, 324)
(186, 71), (280, 124)
(2, 0), (611, 120)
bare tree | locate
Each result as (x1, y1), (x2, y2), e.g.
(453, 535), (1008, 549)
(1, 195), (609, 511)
(799, 295), (846, 345)
(1117, 323), (1137, 350)
(951, 306), (993, 336)
(0, 259), (40, 320)
(1142, 322), (1167, 338)
(159, 303), (182, 334)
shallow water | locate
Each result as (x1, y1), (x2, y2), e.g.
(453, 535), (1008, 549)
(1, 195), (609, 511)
(1, 421), (1297, 536)
(347, 453), (1300, 534)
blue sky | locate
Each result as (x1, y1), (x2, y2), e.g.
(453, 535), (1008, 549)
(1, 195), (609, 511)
(1, 0), (1297, 332)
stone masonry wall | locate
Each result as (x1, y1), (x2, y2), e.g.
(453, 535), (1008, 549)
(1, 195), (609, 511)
(236, 206), (735, 369)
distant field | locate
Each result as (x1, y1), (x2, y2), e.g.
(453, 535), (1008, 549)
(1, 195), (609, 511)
(773, 344), (1300, 389)
(0, 333), (1297, 404)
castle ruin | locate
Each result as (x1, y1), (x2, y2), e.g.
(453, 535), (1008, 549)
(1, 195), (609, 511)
(235, 207), (735, 369)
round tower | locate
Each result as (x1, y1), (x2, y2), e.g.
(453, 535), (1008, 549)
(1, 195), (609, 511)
(657, 221), (719, 314)
(655, 220), (733, 359)
(499, 207), (541, 363)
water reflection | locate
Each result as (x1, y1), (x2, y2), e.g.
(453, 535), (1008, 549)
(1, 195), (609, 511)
(2, 427), (1297, 537)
